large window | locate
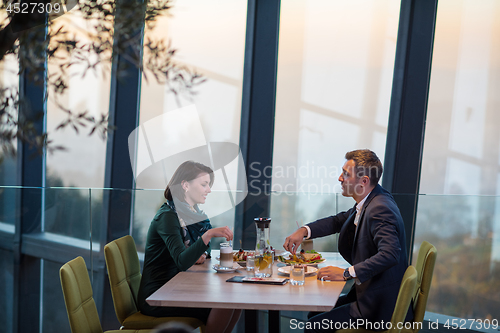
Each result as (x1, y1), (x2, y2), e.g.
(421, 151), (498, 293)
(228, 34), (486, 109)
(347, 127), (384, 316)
(40, 13), (110, 251)
(417, 0), (500, 321)
(270, 0), (401, 250)
(45, 12), (110, 189)
(133, 0), (247, 250)
(5, 0), (500, 331)
(40, 13), (111, 332)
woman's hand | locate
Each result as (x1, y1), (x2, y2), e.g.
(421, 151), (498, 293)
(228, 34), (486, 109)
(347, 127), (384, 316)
(316, 266), (345, 281)
(195, 253), (207, 264)
(201, 226), (233, 245)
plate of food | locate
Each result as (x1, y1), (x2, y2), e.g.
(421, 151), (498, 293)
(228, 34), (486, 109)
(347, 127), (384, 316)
(278, 265), (318, 276)
(277, 250), (325, 266)
(232, 249), (255, 264)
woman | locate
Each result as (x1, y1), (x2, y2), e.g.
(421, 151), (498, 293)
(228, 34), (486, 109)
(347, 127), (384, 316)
(138, 161), (241, 333)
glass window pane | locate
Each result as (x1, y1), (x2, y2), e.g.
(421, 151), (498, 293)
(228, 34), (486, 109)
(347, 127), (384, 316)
(420, 0), (500, 196)
(133, 0), (247, 244)
(0, 52), (19, 186)
(0, 187), (18, 228)
(132, 189), (164, 253)
(418, 0), (500, 320)
(136, 0), (246, 190)
(414, 195), (500, 319)
(44, 188), (90, 241)
(46, 12), (110, 188)
(271, 0), (400, 250)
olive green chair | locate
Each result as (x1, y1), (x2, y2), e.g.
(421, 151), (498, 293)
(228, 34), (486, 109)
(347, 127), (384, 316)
(337, 265), (418, 333)
(400, 241), (437, 333)
(104, 235), (205, 331)
(60, 256), (152, 333)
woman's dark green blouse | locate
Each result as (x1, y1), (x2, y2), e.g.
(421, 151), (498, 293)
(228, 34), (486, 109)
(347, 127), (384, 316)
(137, 203), (210, 316)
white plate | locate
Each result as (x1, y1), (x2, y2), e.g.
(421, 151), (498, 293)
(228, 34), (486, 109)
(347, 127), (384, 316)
(212, 263), (241, 273)
(278, 266), (318, 276)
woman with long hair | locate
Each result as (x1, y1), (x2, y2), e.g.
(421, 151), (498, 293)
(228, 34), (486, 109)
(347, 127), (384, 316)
(138, 161), (241, 333)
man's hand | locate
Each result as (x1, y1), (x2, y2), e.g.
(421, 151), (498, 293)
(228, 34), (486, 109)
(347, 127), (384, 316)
(317, 266), (345, 281)
(283, 227), (308, 254)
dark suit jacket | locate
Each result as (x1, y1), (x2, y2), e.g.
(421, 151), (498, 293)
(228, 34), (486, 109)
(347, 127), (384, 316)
(308, 184), (413, 324)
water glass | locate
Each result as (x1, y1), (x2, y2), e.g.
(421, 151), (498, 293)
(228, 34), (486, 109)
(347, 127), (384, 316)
(290, 264), (305, 285)
(255, 253), (273, 278)
(246, 256), (255, 276)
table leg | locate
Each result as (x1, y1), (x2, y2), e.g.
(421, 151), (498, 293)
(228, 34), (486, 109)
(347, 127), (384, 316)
(244, 309), (257, 333)
(269, 310), (280, 332)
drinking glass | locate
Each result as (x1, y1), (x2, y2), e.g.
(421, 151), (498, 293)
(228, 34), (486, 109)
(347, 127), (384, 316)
(255, 252), (273, 278)
(290, 264), (305, 285)
(246, 255), (255, 276)
(220, 242), (233, 269)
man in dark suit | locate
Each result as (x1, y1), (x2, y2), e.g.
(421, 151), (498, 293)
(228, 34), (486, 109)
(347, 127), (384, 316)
(284, 149), (412, 332)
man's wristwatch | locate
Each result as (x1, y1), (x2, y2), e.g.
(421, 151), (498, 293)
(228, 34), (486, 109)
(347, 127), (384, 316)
(343, 268), (353, 281)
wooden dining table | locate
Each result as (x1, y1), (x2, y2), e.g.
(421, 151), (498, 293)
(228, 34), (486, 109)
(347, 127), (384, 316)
(147, 251), (349, 332)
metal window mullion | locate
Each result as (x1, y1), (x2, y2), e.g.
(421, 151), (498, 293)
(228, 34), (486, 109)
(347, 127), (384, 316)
(383, 0), (439, 259)
(236, 0), (281, 250)
(236, 1), (281, 332)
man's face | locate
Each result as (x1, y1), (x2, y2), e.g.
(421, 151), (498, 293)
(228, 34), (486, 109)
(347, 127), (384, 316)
(338, 160), (363, 198)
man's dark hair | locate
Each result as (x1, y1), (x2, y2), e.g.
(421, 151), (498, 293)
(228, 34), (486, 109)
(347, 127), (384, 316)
(164, 161), (214, 201)
(345, 149), (383, 186)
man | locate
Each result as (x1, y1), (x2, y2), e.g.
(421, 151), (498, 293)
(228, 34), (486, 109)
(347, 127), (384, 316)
(284, 149), (413, 332)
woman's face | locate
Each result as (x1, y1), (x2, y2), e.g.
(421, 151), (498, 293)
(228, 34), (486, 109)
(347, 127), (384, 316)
(183, 172), (212, 206)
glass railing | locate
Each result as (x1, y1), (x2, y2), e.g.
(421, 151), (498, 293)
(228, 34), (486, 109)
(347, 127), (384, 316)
(413, 194), (500, 326)
(132, 189), (240, 253)
(0, 186), (18, 230)
(1, 186), (499, 331)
